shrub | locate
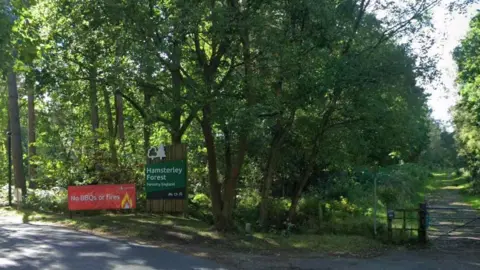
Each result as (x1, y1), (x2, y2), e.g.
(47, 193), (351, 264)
(319, 215), (385, 238)
(188, 193), (213, 224)
(24, 187), (68, 212)
(265, 198), (290, 230)
(235, 189), (261, 225)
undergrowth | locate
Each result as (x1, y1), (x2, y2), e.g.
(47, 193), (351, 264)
(1, 163), (432, 244)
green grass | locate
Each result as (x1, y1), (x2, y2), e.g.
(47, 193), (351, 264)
(446, 172), (479, 209)
(248, 233), (385, 256)
(425, 172), (446, 192)
(0, 207), (386, 257)
(427, 171), (479, 210)
(463, 194), (480, 209)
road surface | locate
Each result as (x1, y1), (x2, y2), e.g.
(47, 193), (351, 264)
(0, 216), (226, 270)
(1, 214), (479, 270)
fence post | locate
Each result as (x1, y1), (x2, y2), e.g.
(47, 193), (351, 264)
(418, 203), (427, 244)
(387, 209), (394, 243)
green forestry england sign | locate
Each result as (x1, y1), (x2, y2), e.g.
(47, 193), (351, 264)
(145, 160), (186, 199)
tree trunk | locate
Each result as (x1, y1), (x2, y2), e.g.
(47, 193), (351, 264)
(27, 78), (36, 188)
(259, 127), (287, 227)
(212, 10), (255, 230)
(221, 132), (248, 229)
(115, 92), (125, 143)
(89, 66), (99, 134)
(285, 108), (332, 222)
(144, 93), (152, 163)
(223, 127), (232, 186)
(287, 164), (314, 221)
(7, 71), (26, 202)
(103, 88), (118, 166)
(171, 131), (182, 145)
(170, 41), (183, 145)
(200, 105), (224, 228)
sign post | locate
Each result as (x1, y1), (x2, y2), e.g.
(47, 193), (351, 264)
(146, 144), (187, 214)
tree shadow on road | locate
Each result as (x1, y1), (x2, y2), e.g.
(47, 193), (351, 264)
(0, 221), (227, 270)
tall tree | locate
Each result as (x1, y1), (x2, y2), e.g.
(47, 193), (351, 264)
(27, 73), (36, 185)
(1, 0), (27, 200)
(7, 69), (26, 200)
(454, 12), (480, 187)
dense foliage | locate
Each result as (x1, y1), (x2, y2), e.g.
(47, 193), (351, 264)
(454, 12), (480, 193)
(0, 0), (450, 232)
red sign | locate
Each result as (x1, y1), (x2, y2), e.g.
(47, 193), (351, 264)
(68, 184), (136, 210)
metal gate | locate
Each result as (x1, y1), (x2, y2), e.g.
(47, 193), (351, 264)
(426, 205), (480, 250)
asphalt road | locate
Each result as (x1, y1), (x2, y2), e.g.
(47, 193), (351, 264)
(0, 216), (226, 270)
(1, 215), (479, 270)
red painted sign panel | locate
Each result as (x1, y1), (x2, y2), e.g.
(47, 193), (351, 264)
(68, 184), (136, 210)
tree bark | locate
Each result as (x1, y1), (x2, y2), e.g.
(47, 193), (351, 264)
(103, 88), (118, 166)
(115, 92), (125, 143)
(89, 66), (99, 134)
(200, 105), (224, 227)
(7, 70), (26, 201)
(223, 126), (232, 187)
(170, 40), (183, 145)
(287, 163), (315, 221)
(27, 77), (36, 188)
(259, 125), (287, 227)
(144, 92), (152, 163)
(221, 132), (249, 229)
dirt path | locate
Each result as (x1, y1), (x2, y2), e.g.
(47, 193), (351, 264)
(426, 172), (480, 253)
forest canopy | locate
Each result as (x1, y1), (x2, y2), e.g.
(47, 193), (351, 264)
(0, 0), (456, 231)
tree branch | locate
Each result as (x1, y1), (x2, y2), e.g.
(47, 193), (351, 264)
(116, 90), (147, 120)
(215, 56), (237, 91)
(362, 0), (440, 54)
(116, 90), (172, 125)
(342, 0), (372, 55)
(194, 30), (208, 69)
(179, 109), (199, 137)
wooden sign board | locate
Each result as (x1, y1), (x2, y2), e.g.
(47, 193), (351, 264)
(146, 144), (187, 213)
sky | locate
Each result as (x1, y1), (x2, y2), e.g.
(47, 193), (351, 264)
(425, 3), (480, 125)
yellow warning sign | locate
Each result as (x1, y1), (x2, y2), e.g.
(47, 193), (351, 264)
(121, 193), (133, 209)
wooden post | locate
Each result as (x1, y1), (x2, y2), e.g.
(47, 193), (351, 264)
(402, 210), (406, 236)
(184, 156), (188, 217)
(388, 214), (393, 243)
(418, 203), (427, 244)
(387, 209), (394, 243)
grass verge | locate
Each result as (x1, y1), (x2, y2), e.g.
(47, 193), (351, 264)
(0, 206), (386, 257)
(463, 194), (480, 209)
(429, 171), (479, 210)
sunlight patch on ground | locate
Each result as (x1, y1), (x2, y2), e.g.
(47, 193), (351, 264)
(166, 230), (194, 240)
(252, 234), (280, 247)
(450, 201), (471, 206)
(442, 185), (464, 190)
(191, 252), (210, 258)
(197, 231), (224, 240)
